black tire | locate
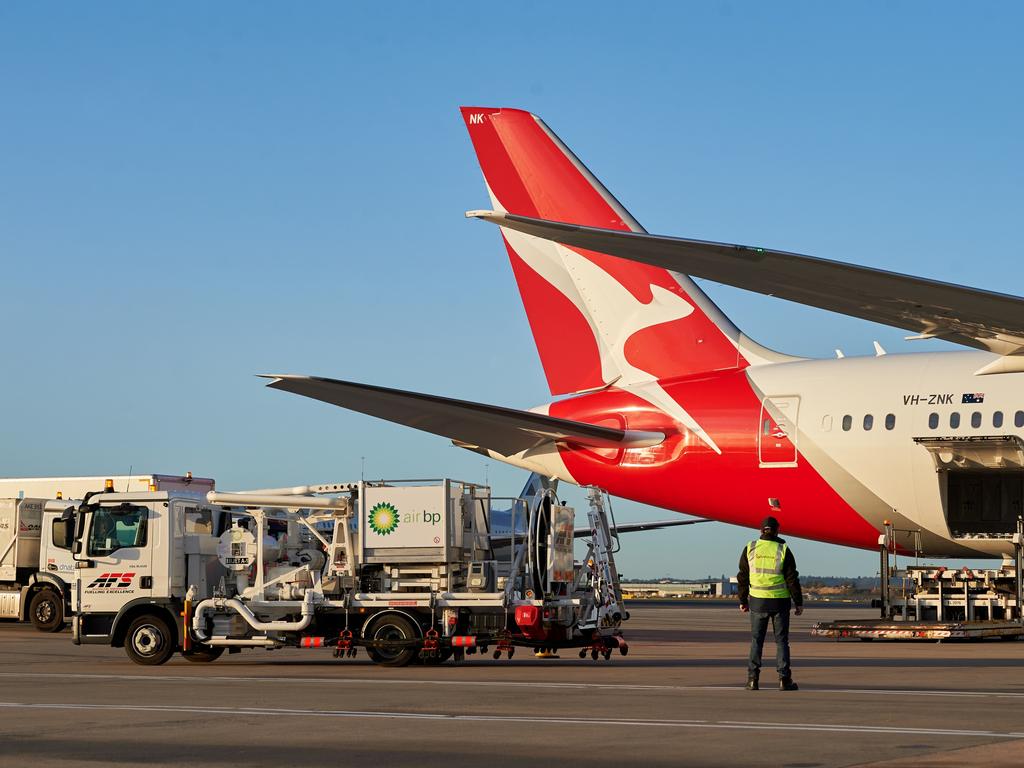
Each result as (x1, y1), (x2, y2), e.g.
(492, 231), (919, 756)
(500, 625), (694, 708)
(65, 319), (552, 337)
(124, 614), (176, 666)
(366, 614), (420, 667)
(182, 645), (225, 663)
(29, 589), (65, 633)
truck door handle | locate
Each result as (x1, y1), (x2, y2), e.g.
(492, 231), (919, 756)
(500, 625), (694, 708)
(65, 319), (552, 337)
(140, 576), (152, 589)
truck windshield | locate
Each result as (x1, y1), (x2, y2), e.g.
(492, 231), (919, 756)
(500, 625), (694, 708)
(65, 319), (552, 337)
(88, 505), (148, 557)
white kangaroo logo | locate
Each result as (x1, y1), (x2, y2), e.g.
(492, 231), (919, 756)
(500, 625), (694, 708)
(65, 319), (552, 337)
(501, 222), (722, 454)
(558, 246), (695, 385)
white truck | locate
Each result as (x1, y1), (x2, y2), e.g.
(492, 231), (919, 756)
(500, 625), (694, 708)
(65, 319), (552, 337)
(0, 474), (213, 631)
(0, 498), (77, 630)
(0, 473), (214, 500)
(56, 477), (632, 666)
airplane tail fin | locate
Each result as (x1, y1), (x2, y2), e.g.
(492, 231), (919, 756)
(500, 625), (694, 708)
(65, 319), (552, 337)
(461, 107), (782, 397)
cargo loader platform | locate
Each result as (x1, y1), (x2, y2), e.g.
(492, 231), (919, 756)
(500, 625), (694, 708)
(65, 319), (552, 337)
(813, 519), (1024, 642)
(811, 617), (1024, 641)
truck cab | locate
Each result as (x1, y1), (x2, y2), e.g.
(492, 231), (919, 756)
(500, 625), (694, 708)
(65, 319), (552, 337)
(2, 474), (214, 634)
(64, 490), (229, 664)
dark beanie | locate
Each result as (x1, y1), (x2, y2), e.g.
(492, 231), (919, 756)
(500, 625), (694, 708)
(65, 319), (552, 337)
(760, 516), (780, 531)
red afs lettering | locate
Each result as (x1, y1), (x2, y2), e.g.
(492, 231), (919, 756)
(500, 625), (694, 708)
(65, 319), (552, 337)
(85, 572), (135, 590)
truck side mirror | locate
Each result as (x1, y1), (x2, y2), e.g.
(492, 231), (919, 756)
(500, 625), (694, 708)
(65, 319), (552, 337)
(52, 519), (73, 550)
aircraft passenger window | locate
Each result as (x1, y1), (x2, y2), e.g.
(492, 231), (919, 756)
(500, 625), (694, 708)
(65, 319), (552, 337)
(950, 412), (961, 429)
(885, 414), (895, 430)
(863, 414), (873, 431)
(928, 413), (939, 429)
(971, 412), (982, 428)
(842, 415), (852, 431)
(994, 411), (1004, 428)
(821, 415), (833, 432)
(1016, 411), (1024, 428)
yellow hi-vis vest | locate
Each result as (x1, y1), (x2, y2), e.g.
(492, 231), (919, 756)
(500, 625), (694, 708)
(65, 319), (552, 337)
(747, 539), (791, 599)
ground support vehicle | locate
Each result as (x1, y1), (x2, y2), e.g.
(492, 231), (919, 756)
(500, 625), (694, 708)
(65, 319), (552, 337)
(0, 475), (213, 632)
(59, 478), (631, 666)
(0, 498), (77, 630)
(0, 473), (213, 500)
(812, 519), (1024, 641)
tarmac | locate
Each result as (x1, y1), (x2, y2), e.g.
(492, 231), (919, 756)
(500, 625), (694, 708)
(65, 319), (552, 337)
(2, 603), (1023, 768)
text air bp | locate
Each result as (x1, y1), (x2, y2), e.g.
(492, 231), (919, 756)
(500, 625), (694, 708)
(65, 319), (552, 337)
(405, 509), (441, 525)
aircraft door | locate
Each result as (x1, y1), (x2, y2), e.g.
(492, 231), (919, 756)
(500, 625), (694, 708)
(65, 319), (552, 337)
(759, 396), (800, 468)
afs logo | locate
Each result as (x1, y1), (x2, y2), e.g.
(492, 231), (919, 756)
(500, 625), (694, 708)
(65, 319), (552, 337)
(85, 572), (135, 591)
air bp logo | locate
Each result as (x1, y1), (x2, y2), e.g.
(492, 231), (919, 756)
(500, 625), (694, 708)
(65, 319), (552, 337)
(368, 502), (399, 536)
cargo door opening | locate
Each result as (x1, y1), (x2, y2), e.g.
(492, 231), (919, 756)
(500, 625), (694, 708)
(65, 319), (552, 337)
(915, 436), (1024, 538)
(946, 471), (1023, 537)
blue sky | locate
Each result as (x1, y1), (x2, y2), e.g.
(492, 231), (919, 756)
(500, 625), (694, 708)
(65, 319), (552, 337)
(1, 3), (1021, 577)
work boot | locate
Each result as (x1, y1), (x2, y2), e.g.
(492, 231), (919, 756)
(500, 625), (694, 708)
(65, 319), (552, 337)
(745, 673), (759, 691)
(779, 676), (799, 691)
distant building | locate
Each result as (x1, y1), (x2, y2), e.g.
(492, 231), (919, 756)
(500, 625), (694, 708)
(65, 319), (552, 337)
(622, 577), (737, 599)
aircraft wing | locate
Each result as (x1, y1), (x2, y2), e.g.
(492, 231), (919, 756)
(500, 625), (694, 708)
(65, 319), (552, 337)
(487, 516), (711, 547)
(261, 375), (664, 456)
(610, 518), (710, 534)
(468, 210), (1024, 366)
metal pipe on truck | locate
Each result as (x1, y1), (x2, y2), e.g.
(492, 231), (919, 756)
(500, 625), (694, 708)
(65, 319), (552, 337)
(206, 491), (349, 510)
(192, 592), (316, 642)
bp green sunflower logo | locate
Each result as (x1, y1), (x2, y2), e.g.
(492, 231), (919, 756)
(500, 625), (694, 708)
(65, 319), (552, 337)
(368, 502), (399, 536)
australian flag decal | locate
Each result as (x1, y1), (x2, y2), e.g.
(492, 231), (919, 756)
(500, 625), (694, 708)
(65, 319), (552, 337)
(962, 393), (985, 404)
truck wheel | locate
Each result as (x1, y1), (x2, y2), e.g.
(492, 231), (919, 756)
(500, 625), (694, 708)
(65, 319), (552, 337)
(29, 589), (65, 632)
(124, 614), (176, 666)
(366, 614), (419, 667)
(182, 645), (225, 663)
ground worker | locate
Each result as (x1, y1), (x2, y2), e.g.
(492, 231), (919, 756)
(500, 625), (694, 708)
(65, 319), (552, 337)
(737, 516), (803, 691)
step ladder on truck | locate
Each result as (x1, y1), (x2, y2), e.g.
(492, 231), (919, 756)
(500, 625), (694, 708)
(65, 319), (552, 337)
(812, 517), (1024, 641)
(54, 477), (631, 665)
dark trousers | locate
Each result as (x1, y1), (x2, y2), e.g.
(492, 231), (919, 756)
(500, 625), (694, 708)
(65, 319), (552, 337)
(748, 605), (791, 678)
